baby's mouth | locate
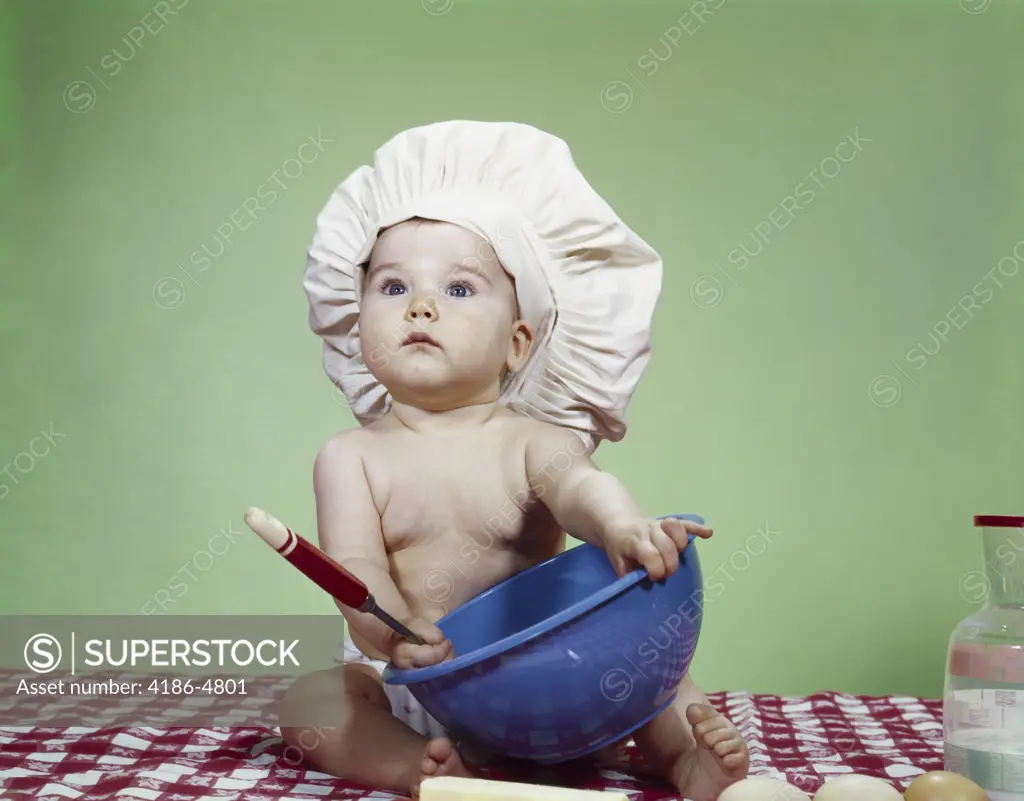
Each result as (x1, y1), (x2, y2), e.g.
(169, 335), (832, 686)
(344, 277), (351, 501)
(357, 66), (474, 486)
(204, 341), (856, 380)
(402, 331), (441, 349)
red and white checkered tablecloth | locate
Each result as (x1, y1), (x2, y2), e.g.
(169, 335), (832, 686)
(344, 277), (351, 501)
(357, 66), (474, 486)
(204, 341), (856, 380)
(0, 687), (944, 800)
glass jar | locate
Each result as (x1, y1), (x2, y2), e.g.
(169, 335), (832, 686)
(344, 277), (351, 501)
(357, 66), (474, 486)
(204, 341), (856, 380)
(944, 515), (1024, 801)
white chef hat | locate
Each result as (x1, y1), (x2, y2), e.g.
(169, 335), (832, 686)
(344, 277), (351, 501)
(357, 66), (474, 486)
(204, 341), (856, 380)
(303, 120), (662, 453)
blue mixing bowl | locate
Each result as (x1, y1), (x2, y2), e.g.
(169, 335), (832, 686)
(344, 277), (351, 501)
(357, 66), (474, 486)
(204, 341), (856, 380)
(382, 514), (704, 764)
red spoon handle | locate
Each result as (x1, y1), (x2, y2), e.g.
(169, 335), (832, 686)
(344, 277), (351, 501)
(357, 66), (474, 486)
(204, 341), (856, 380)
(244, 507), (370, 609)
(283, 530), (371, 609)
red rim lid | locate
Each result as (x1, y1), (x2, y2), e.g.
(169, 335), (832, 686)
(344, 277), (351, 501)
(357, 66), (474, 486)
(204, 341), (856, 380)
(974, 515), (1024, 527)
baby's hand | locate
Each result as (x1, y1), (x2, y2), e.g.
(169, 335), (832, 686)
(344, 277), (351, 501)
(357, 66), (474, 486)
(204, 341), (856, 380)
(389, 617), (454, 669)
(604, 517), (713, 580)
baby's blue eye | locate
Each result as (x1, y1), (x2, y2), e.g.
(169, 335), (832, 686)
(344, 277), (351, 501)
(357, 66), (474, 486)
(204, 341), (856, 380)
(383, 280), (406, 296)
(447, 282), (472, 298)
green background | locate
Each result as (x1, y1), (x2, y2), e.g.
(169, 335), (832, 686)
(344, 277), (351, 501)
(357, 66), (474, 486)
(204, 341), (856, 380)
(1, 0), (1021, 700)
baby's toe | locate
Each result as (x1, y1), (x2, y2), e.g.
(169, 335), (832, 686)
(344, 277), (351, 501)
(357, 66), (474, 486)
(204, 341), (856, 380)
(685, 702), (722, 728)
(722, 751), (746, 768)
(703, 727), (737, 751)
(425, 738), (454, 763)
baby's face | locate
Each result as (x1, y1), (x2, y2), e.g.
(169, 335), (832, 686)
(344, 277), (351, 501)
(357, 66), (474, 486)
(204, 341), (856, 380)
(359, 220), (533, 410)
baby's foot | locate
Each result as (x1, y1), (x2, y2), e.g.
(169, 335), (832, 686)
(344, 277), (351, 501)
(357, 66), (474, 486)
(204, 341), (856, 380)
(411, 738), (472, 798)
(674, 704), (750, 801)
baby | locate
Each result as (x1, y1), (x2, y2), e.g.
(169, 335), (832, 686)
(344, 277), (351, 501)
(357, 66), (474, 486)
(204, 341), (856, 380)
(281, 121), (749, 800)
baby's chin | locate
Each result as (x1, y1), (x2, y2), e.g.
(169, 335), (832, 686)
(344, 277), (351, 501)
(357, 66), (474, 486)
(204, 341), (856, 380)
(383, 368), (461, 398)
(383, 368), (497, 410)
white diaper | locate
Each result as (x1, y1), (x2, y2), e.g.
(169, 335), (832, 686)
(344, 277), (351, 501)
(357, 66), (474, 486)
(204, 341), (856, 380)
(336, 634), (449, 741)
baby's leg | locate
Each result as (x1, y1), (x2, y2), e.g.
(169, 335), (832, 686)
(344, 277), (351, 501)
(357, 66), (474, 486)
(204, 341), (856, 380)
(278, 664), (471, 797)
(632, 673), (749, 801)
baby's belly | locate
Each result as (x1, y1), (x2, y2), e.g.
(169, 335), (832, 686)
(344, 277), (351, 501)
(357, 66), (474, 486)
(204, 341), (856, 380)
(395, 522), (564, 619)
(397, 542), (537, 620)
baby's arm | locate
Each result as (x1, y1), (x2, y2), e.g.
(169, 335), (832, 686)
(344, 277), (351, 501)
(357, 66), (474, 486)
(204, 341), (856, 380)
(524, 427), (639, 544)
(524, 424), (712, 579)
(313, 435), (451, 667)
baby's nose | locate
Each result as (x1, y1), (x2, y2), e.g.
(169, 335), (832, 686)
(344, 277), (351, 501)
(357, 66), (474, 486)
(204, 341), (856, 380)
(405, 295), (439, 321)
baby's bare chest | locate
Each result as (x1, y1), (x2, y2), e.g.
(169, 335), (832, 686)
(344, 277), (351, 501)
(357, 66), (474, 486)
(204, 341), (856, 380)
(371, 448), (534, 546)
(360, 427), (563, 615)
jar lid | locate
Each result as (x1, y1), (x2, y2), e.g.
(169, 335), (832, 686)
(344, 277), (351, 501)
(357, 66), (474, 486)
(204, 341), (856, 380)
(974, 515), (1024, 527)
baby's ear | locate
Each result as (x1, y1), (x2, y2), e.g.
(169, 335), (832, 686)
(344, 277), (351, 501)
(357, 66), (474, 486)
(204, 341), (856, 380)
(506, 319), (534, 373)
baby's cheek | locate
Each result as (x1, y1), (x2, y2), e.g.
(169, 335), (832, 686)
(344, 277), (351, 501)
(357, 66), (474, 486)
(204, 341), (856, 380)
(363, 343), (400, 379)
(465, 310), (513, 346)
(361, 315), (406, 363)
(468, 333), (513, 367)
